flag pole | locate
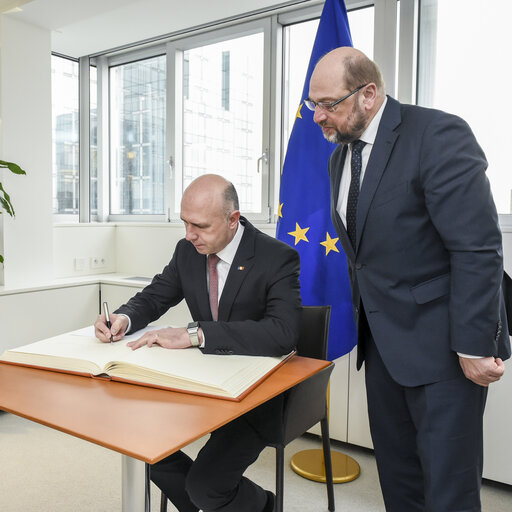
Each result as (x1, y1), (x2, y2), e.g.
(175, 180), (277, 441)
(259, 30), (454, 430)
(277, 0), (361, 484)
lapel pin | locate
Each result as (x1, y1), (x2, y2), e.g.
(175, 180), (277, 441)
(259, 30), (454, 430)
(237, 266), (245, 271)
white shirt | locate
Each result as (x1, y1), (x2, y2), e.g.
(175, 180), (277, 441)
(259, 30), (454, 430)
(208, 221), (245, 302)
(336, 97), (387, 227)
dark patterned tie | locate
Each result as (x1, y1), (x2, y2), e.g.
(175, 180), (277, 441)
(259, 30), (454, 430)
(346, 140), (366, 249)
(208, 254), (220, 321)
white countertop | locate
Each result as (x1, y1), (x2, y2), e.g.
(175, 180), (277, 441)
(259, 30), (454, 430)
(0, 273), (153, 296)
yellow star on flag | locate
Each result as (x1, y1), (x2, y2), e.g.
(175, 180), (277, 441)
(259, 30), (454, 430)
(278, 203), (283, 218)
(295, 103), (303, 120)
(320, 232), (340, 255)
(288, 223), (309, 246)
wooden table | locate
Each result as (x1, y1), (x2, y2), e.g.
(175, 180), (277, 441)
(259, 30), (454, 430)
(0, 356), (330, 511)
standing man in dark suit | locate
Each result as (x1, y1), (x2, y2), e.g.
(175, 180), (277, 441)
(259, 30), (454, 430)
(307, 47), (510, 511)
(94, 174), (301, 512)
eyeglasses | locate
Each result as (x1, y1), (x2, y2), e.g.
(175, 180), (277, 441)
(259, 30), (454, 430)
(304, 84), (368, 112)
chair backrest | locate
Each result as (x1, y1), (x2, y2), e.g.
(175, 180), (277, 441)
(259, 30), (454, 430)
(279, 305), (333, 445)
(296, 306), (331, 360)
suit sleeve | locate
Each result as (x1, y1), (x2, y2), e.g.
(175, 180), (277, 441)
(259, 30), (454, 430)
(200, 242), (302, 357)
(114, 243), (186, 333)
(419, 113), (504, 356)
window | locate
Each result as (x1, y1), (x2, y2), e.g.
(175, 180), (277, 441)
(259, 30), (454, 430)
(418, 0), (512, 214)
(55, 1), (415, 224)
(90, 66), (98, 216)
(282, 6), (375, 150)
(51, 55), (79, 215)
(180, 32), (265, 214)
(109, 55), (166, 215)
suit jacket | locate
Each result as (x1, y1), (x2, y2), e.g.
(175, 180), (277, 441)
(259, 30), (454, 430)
(329, 96), (511, 387)
(115, 217), (302, 440)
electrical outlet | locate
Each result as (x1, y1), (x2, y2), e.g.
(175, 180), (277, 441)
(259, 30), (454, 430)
(91, 256), (107, 269)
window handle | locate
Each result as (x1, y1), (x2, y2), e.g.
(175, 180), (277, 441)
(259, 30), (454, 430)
(257, 149), (268, 174)
(168, 156), (174, 179)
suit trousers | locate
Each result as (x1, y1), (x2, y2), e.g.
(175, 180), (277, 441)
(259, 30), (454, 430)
(151, 412), (271, 512)
(362, 319), (487, 512)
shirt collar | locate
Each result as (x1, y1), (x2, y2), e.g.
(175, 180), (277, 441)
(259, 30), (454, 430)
(358, 96), (388, 146)
(214, 221), (245, 265)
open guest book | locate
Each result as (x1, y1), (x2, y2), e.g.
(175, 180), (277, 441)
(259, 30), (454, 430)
(0, 327), (294, 401)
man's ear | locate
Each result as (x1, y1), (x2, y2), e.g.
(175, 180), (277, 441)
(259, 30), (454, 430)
(361, 83), (378, 109)
(228, 210), (241, 229)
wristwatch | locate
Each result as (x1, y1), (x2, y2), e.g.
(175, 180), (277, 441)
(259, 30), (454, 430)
(187, 321), (200, 347)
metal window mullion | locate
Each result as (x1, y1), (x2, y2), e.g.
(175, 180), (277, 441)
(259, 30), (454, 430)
(79, 56), (91, 223)
(397, 0), (419, 104)
(95, 56), (110, 222)
(269, 15), (283, 223)
(260, 17), (272, 222)
(373, 0), (398, 98)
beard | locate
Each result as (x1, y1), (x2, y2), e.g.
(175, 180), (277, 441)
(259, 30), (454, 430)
(320, 101), (367, 145)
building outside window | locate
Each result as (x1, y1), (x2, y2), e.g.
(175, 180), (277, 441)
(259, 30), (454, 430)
(51, 55), (79, 215)
(109, 55), (166, 215)
(181, 33), (264, 214)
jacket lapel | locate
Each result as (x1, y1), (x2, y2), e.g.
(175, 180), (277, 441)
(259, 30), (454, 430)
(217, 218), (255, 321)
(356, 96), (401, 251)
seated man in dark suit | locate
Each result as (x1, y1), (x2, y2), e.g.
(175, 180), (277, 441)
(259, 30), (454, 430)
(94, 173), (301, 512)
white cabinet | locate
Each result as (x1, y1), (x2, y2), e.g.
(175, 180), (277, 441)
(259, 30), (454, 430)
(483, 371), (512, 484)
(0, 284), (99, 352)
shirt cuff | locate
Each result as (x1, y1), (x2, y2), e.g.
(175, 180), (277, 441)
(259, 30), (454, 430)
(457, 352), (485, 359)
(117, 313), (131, 333)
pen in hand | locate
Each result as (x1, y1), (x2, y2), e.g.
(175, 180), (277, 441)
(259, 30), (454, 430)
(103, 301), (114, 344)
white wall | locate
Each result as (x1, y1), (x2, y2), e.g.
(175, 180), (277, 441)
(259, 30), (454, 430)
(53, 222), (277, 279)
(0, 16), (53, 287)
(53, 224), (116, 277)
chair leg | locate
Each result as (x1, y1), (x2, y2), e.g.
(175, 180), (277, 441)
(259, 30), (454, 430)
(320, 417), (335, 511)
(144, 463), (151, 512)
(275, 445), (285, 512)
(160, 491), (168, 512)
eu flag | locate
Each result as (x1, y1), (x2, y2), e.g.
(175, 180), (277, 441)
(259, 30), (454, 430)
(276, 0), (356, 360)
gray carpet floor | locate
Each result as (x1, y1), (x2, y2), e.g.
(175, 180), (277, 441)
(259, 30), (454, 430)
(1, 411), (511, 511)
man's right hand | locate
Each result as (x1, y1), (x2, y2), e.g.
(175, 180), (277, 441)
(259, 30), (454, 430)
(94, 313), (129, 343)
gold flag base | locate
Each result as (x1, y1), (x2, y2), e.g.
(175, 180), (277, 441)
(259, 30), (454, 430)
(290, 449), (360, 484)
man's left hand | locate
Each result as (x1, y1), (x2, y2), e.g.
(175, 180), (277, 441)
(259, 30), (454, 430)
(459, 356), (505, 387)
(127, 327), (191, 350)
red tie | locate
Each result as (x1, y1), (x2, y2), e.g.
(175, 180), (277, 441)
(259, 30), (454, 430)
(208, 254), (220, 321)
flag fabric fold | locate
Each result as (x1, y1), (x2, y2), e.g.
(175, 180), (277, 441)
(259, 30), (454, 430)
(276, 0), (356, 360)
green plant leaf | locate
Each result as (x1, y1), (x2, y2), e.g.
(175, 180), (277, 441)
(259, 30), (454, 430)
(0, 183), (15, 216)
(0, 160), (26, 175)
(0, 254), (4, 264)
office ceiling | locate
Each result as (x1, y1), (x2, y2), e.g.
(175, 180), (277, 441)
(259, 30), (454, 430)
(1, 0), (309, 58)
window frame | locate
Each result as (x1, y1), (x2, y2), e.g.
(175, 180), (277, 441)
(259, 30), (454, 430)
(58, 0), (467, 226)
(165, 17), (273, 223)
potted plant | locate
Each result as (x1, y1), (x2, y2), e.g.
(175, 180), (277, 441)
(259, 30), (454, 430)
(0, 159), (27, 264)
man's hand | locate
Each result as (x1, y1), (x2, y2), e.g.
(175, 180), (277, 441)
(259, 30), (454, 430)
(127, 327), (191, 350)
(459, 356), (505, 387)
(94, 313), (129, 343)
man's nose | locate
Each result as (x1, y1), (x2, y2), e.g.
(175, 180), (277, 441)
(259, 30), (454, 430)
(313, 105), (327, 124)
(185, 226), (197, 241)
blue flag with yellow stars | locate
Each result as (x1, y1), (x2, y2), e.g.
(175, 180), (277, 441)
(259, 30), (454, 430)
(276, 0), (356, 360)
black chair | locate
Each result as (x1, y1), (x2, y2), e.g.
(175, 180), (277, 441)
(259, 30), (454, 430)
(270, 305), (335, 512)
(158, 305), (335, 512)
